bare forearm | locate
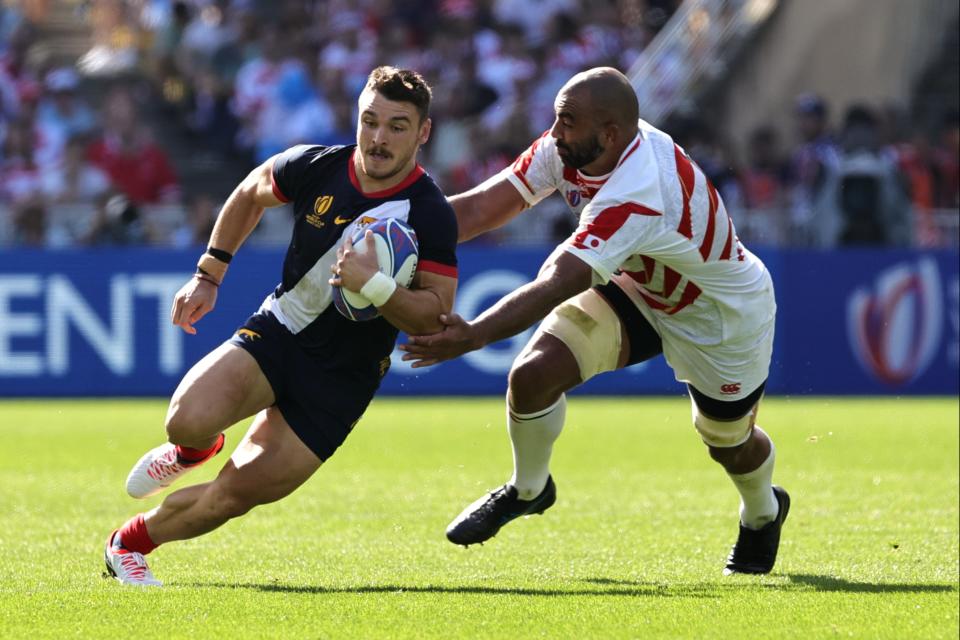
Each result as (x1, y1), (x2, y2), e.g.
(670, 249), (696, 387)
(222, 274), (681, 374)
(469, 279), (561, 347)
(449, 192), (489, 242)
(449, 175), (527, 242)
(208, 183), (266, 254)
(379, 287), (450, 335)
(471, 254), (593, 348)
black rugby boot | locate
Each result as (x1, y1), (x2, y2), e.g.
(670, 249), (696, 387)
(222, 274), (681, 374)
(446, 476), (557, 546)
(724, 485), (791, 575)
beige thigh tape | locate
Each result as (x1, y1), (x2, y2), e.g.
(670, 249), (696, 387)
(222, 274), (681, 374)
(537, 289), (622, 381)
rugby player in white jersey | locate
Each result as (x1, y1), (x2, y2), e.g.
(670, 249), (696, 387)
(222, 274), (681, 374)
(402, 67), (789, 575)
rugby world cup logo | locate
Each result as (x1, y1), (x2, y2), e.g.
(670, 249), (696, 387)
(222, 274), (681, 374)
(847, 258), (943, 385)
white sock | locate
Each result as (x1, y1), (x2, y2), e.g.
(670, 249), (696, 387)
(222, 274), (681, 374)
(727, 437), (779, 530)
(508, 394), (566, 500)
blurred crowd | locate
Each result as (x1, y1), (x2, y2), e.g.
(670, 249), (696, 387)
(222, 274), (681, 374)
(668, 95), (959, 248)
(0, 0), (957, 249)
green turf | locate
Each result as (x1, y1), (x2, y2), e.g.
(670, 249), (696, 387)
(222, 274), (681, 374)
(0, 397), (957, 639)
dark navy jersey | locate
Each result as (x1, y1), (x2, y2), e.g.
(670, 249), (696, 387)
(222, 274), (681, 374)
(260, 144), (458, 379)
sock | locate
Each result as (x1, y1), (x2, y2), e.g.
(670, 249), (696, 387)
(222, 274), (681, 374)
(508, 394), (566, 500)
(727, 437), (779, 530)
(116, 513), (158, 555)
(176, 433), (224, 464)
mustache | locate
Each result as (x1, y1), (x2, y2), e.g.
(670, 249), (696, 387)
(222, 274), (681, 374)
(366, 146), (393, 158)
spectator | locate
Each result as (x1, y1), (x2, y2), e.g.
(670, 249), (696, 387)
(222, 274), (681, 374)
(0, 22), (39, 119)
(180, 0), (236, 65)
(0, 118), (42, 204)
(740, 126), (788, 210)
(231, 25), (299, 154)
(41, 134), (112, 204)
(475, 24), (536, 99)
(186, 67), (240, 156)
(150, 1), (193, 92)
(78, 0), (141, 76)
(83, 194), (153, 245)
(87, 88), (180, 204)
(811, 104), (911, 247)
(11, 201), (47, 246)
(734, 126), (790, 245)
(889, 126), (938, 244)
(933, 111), (959, 209)
(171, 193), (217, 248)
(254, 65), (335, 163)
(787, 93), (839, 244)
(35, 68), (97, 166)
(493, 0), (579, 47)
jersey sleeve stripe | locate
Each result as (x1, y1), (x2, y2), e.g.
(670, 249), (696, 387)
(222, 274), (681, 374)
(674, 145), (695, 239)
(270, 166), (290, 203)
(417, 260), (458, 278)
(719, 215), (734, 260)
(512, 169), (536, 196)
(698, 181), (719, 261)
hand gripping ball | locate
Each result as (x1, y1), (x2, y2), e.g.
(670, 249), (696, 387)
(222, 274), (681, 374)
(333, 217), (419, 321)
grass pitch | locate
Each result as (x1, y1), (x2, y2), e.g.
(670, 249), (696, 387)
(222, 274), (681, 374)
(0, 396), (957, 639)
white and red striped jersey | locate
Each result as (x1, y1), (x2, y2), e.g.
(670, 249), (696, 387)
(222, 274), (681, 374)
(501, 119), (775, 346)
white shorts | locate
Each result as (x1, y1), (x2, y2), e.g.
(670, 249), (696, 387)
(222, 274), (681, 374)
(538, 276), (775, 404)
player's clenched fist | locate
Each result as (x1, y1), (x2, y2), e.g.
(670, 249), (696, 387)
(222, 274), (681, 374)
(170, 276), (218, 335)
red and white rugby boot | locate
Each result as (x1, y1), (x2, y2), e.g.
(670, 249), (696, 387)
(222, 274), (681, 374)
(104, 531), (162, 587)
(125, 434), (225, 499)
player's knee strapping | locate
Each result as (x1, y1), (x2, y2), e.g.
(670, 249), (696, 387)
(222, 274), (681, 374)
(692, 404), (757, 448)
(537, 290), (622, 381)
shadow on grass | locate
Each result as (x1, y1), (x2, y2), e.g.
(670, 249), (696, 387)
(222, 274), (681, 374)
(186, 581), (699, 598)
(184, 574), (957, 598)
(784, 574), (958, 594)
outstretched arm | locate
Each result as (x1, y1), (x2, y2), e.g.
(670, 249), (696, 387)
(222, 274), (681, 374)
(171, 157), (285, 334)
(449, 173), (528, 242)
(400, 251), (593, 367)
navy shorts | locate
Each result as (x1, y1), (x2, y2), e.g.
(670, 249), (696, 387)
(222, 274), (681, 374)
(228, 310), (385, 461)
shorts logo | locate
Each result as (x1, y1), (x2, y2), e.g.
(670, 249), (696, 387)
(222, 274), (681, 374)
(720, 383), (741, 395)
(847, 258), (942, 385)
(378, 356), (391, 378)
(236, 328), (261, 342)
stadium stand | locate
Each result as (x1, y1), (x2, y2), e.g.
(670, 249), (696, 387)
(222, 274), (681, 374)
(0, 0), (957, 248)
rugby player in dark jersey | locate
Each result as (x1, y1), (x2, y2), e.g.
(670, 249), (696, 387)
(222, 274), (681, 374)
(103, 67), (458, 586)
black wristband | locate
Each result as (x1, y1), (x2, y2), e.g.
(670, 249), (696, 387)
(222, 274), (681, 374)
(206, 247), (233, 264)
(196, 266), (211, 276)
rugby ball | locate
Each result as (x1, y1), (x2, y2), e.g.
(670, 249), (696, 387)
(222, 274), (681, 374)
(333, 217), (419, 321)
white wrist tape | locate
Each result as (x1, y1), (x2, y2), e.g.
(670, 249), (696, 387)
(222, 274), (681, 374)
(360, 271), (397, 307)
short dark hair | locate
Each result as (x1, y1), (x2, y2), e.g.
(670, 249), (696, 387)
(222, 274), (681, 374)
(364, 66), (432, 122)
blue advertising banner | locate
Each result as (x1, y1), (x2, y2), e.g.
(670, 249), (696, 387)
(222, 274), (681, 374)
(0, 247), (957, 396)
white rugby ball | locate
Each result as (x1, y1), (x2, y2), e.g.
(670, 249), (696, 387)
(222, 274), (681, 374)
(334, 217), (419, 321)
